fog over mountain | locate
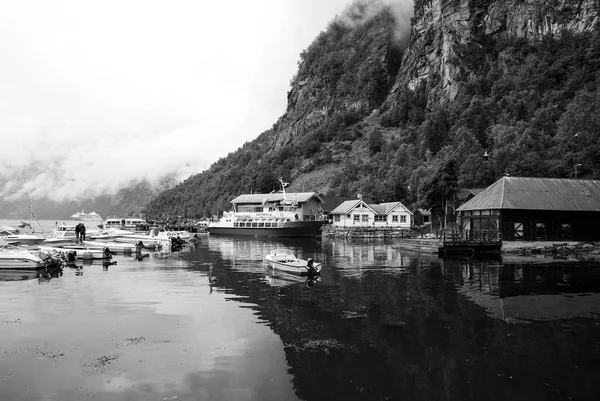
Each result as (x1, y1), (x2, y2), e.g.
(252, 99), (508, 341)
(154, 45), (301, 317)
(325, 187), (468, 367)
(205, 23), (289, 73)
(1, 0), (366, 217)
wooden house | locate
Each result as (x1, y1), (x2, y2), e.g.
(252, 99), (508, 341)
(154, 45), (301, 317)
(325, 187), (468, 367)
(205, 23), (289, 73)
(456, 177), (600, 241)
(330, 199), (412, 228)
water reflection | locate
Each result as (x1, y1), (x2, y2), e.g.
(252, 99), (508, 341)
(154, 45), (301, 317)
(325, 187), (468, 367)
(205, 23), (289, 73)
(2, 237), (600, 401)
(191, 237), (600, 401)
(447, 259), (600, 321)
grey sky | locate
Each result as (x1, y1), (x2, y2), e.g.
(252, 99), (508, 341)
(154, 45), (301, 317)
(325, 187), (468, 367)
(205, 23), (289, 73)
(0, 0), (410, 202)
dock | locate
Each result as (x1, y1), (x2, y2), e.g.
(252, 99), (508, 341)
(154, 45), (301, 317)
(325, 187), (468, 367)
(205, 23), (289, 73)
(438, 233), (502, 258)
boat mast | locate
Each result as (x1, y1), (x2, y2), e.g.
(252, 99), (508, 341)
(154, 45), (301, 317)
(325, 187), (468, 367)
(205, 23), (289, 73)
(277, 177), (289, 204)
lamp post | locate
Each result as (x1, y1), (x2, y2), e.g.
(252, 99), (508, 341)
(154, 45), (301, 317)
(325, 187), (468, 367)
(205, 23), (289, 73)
(574, 163), (582, 179)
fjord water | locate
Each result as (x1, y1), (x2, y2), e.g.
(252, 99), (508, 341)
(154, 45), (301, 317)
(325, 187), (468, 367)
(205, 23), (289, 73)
(1, 231), (600, 400)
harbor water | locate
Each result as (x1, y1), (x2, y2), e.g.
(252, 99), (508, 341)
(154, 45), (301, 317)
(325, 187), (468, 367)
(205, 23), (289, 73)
(1, 220), (600, 400)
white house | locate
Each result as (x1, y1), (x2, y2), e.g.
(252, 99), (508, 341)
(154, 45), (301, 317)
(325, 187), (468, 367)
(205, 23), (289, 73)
(330, 200), (413, 228)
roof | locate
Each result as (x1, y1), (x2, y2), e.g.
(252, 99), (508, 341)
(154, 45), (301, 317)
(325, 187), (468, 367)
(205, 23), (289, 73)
(330, 200), (412, 215)
(319, 195), (373, 213)
(457, 177), (600, 212)
(231, 192), (322, 204)
(415, 208), (431, 216)
(370, 202), (413, 215)
(330, 200), (368, 214)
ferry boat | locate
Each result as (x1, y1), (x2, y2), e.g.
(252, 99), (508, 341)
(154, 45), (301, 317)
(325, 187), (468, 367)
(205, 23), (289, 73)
(101, 218), (148, 231)
(207, 177), (325, 237)
(70, 210), (102, 221)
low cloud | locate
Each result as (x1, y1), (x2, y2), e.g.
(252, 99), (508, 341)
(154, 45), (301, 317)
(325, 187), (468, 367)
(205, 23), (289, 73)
(337, 0), (414, 42)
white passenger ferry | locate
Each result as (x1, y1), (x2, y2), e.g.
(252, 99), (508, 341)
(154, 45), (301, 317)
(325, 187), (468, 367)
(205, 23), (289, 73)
(102, 218), (148, 231)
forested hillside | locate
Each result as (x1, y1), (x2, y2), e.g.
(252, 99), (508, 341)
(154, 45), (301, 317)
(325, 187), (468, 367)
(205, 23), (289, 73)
(143, 0), (600, 220)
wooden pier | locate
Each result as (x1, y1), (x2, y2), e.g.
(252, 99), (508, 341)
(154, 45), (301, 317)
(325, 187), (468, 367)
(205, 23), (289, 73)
(438, 233), (502, 259)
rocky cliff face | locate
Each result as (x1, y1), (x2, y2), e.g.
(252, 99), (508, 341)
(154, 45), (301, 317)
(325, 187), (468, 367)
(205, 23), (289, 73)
(394, 0), (599, 101)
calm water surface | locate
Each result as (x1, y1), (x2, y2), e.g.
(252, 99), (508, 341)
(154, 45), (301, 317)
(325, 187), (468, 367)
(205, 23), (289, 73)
(1, 226), (600, 400)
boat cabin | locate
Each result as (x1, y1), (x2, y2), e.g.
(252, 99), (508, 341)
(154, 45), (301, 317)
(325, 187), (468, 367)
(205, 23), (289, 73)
(103, 218), (148, 231)
(229, 192), (324, 221)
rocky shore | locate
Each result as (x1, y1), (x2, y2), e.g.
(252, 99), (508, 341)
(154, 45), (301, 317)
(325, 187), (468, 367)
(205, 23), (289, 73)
(323, 227), (600, 261)
(502, 241), (600, 261)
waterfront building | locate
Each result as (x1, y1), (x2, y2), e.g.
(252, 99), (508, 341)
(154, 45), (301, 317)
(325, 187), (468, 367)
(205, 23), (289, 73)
(330, 199), (412, 228)
(457, 177), (600, 241)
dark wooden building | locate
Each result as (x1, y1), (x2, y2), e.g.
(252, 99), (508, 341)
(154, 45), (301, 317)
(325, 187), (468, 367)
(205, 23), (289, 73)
(456, 177), (600, 241)
(413, 208), (431, 227)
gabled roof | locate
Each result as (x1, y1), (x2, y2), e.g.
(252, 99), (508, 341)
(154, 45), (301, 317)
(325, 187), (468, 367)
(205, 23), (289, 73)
(330, 200), (413, 216)
(457, 177), (600, 212)
(231, 192), (323, 204)
(370, 202), (413, 216)
(319, 195), (373, 213)
(330, 200), (376, 215)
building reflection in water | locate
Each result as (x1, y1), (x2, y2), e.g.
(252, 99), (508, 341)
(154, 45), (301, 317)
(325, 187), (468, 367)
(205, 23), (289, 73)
(446, 259), (600, 322)
(188, 237), (600, 401)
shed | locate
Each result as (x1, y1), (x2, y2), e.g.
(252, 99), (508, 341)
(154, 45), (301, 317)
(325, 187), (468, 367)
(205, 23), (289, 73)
(456, 177), (600, 241)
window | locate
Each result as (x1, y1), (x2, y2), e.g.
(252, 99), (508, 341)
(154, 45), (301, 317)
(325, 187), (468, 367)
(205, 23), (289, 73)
(353, 215), (360, 222)
(400, 215), (407, 223)
(392, 215), (398, 223)
(362, 214), (369, 222)
(513, 222), (523, 239)
(535, 223), (546, 240)
(561, 223), (572, 240)
(375, 215), (386, 222)
(334, 215), (340, 222)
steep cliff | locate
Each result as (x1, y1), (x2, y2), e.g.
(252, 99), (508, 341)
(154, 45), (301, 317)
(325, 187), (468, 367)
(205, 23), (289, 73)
(143, 0), (600, 220)
(392, 0), (599, 102)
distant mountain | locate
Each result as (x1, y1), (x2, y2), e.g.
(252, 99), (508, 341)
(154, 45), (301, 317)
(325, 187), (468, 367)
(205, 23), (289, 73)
(0, 174), (178, 220)
(143, 0), (600, 220)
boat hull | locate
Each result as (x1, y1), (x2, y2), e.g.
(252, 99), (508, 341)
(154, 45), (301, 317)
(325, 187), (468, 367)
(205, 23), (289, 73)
(0, 255), (45, 270)
(208, 222), (324, 237)
(265, 254), (322, 275)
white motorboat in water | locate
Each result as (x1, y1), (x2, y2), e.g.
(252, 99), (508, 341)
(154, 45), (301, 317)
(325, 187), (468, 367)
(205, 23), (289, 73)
(38, 245), (111, 260)
(81, 240), (138, 253)
(0, 226), (45, 246)
(0, 247), (46, 269)
(264, 249), (321, 275)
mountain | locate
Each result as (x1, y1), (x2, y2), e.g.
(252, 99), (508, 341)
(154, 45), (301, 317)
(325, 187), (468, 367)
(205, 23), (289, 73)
(0, 175), (178, 220)
(143, 0), (600, 219)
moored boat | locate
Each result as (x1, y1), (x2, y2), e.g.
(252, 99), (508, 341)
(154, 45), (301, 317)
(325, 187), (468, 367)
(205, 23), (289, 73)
(264, 248), (321, 276)
(207, 177), (325, 237)
(38, 245), (111, 260)
(0, 247), (46, 269)
(81, 240), (138, 253)
(0, 226), (45, 246)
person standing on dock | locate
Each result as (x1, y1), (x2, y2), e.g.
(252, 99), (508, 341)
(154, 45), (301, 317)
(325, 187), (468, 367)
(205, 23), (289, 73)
(75, 223), (81, 243)
(80, 223), (86, 243)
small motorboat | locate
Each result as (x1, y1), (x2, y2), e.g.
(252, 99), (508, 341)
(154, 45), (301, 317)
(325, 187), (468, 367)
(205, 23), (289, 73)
(0, 247), (46, 270)
(38, 245), (112, 260)
(265, 248), (321, 276)
(81, 241), (137, 253)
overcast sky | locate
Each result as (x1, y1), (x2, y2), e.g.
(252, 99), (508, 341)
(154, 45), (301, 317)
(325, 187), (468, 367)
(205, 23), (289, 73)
(0, 0), (409, 202)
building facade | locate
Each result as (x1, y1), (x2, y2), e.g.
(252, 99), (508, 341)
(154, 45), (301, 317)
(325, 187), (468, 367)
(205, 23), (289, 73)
(457, 177), (600, 241)
(330, 200), (413, 228)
